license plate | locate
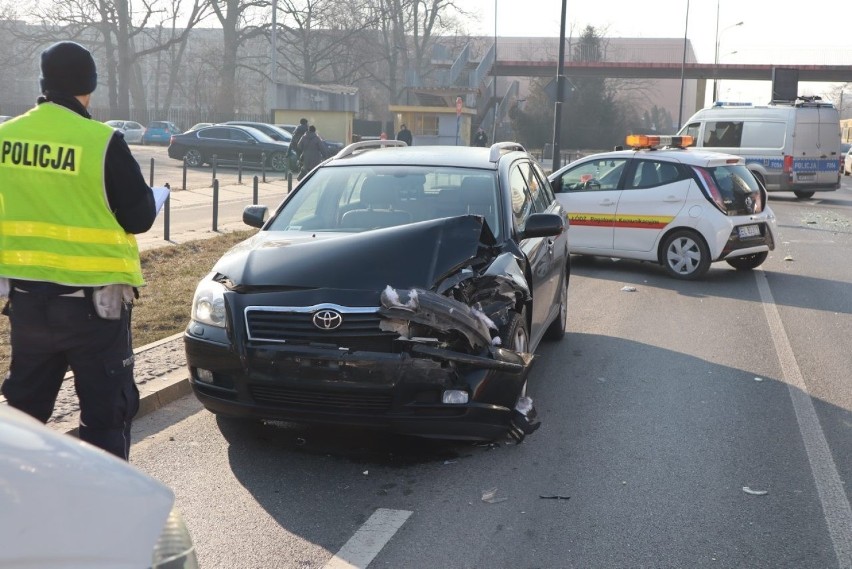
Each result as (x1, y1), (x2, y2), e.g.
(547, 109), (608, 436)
(738, 224), (761, 239)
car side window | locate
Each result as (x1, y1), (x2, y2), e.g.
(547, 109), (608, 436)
(626, 160), (684, 189)
(230, 129), (252, 142)
(531, 162), (556, 205)
(509, 165), (534, 230)
(681, 123), (700, 146)
(555, 158), (627, 192)
(199, 128), (229, 140)
(519, 162), (550, 213)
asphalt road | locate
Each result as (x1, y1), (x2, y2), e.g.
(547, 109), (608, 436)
(128, 178), (852, 569)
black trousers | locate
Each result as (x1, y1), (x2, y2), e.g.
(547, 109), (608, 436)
(1, 290), (139, 460)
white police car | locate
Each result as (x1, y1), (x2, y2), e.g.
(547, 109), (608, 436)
(548, 134), (778, 280)
(0, 404), (198, 568)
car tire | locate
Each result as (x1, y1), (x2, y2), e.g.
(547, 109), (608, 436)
(268, 152), (289, 172)
(725, 251), (768, 271)
(794, 191), (815, 199)
(184, 148), (204, 168)
(660, 229), (711, 280)
(504, 309), (530, 397)
(544, 267), (569, 341)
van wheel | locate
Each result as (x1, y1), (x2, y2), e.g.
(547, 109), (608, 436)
(726, 252), (768, 271)
(794, 191), (815, 199)
(661, 229), (710, 280)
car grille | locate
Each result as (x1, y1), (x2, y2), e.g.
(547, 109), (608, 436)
(248, 385), (392, 413)
(245, 308), (398, 351)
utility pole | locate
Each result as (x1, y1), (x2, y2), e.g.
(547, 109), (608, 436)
(551, 0), (568, 171)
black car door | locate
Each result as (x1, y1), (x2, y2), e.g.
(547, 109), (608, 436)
(227, 128), (262, 164)
(509, 160), (555, 345)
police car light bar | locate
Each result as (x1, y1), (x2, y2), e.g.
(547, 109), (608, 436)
(625, 134), (694, 149)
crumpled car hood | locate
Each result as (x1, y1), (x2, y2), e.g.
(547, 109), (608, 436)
(213, 215), (495, 290)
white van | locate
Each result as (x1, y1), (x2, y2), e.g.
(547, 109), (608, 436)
(678, 99), (841, 199)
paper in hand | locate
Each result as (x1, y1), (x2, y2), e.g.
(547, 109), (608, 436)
(152, 186), (170, 214)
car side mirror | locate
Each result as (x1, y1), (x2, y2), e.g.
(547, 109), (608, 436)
(521, 213), (564, 239)
(243, 205), (269, 228)
(550, 177), (563, 193)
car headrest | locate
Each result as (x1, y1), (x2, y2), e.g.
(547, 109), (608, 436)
(361, 177), (398, 208)
(460, 176), (494, 205)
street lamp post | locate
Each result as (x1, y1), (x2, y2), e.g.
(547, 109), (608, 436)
(712, 1), (743, 103)
(492, 0), (498, 144)
(551, 0), (568, 171)
(677, 0), (689, 130)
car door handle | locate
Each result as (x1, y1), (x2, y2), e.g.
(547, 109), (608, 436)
(598, 199), (617, 206)
(663, 195), (682, 202)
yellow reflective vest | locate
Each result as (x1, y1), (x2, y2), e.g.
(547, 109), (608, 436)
(0, 103), (144, 287)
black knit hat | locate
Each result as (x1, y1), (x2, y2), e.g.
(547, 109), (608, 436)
(39, 41), (98, 96)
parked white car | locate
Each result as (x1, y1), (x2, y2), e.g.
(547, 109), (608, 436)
(0, 404), (198, 568)
(105, 119), (145, 144)
(548, 134), (778, 280)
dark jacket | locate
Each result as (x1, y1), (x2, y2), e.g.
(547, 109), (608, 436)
(298, 131), (329, 175)
(288, 123), (308, 155)
(11, 93), (156, 294)
(396, 127), (413, 146)
(472, 130), (488, 147)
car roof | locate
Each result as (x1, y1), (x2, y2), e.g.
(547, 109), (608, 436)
(557, 145), (746, 171)
(323, 142), (530, 170)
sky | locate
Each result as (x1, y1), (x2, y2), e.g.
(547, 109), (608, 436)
(457, 0), (852, 105)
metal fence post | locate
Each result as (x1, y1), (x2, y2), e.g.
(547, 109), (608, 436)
(253, 175), (259, 205)
(261, 152), (266, 183)
(182, 158), (187, 191)
(163, 182), (171, 242)
(211, 155), (217, 186)
(149, 157), (155, 186)
(287, 172), (292, 193)
(238, 153), (243, 184)
(212, 178), (219, 231)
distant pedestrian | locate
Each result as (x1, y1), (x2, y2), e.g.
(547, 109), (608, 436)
(298, 125), (330, 180)
(396, 124), (412, 146)
(379, 132), (388, 141)
(288, 118), (309, 169)
(472, 127), (488, 147)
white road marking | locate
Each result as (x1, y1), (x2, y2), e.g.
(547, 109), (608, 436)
(755, 269), (852, 569)
(323, 508), (413, 569)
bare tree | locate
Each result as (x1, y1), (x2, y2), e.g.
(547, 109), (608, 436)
(274, 0), (378, 85)
(1, 0), (207, 118)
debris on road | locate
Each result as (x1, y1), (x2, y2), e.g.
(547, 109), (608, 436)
(621, 286), (638, 292)
(742, 486), (768, 496)
(481, 488), (507, 504)
(539, 494), (571, 500)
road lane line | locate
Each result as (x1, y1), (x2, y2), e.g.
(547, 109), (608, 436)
(323, 508), (413, 569)
(755, 269), (852, 569)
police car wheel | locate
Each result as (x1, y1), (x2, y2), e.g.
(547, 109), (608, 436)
(726, 252), (768, 271)
(661, 230), (710, 280)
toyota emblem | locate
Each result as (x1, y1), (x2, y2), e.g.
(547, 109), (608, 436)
(312, 309), (343, 330)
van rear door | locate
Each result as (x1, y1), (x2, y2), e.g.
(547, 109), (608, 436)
(792, 106), (841, 189)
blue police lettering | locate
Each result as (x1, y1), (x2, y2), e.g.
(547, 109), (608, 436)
(0, 140), (77, 172)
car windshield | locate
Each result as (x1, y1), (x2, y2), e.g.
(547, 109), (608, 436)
(266, 165), (502, 238)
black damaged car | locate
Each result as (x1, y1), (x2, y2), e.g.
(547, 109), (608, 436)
(184, 141), (571, 441)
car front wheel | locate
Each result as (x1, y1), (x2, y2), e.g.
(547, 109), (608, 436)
(661, 230), (711, 280)
(726, 252), (768, 271)
(268, 152), (289, 172)
(544, 268), (569, 341)
(184, 148), (204, 167)
(504, 309), (530, 397)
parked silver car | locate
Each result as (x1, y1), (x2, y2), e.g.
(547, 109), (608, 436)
(105, 119), (145, 144)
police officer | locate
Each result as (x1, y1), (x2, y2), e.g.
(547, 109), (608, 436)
(0, 41), (156, 460)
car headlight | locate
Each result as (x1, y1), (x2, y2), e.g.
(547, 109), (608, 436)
(192, 277), (226, 328)
(151, 506), (199, 568)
